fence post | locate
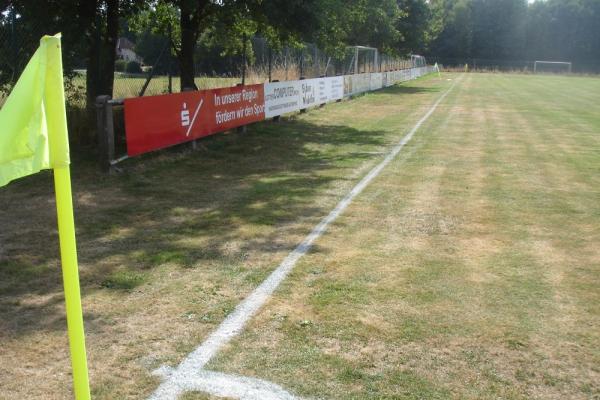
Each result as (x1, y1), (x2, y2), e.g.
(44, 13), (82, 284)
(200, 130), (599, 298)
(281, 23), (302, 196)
(241, 33), (247, 85)
(268, 46), (272, 82)
(285, 47), (289, 81)
(95, 95), (115, 173)
(300, 50), (304, 79)
(314, 45), (319, 77)
(324, 57), (331, 77)
(299, 76), (307, 113)
(319, 74), (326, 108)
(139, 36), (170, 96)
(337, 73), (343, 102)
(271, 79), (280, 122)
(168, 23), (173, 93)
(9, 5), (17, 83)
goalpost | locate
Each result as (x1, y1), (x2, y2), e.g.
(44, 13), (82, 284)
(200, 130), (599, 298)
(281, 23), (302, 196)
(534, 61), (572, 74)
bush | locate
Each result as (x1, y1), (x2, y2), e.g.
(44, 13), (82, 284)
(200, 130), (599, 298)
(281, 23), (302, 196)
(115, 59), (127, 72)
(126, 61), (142, 74)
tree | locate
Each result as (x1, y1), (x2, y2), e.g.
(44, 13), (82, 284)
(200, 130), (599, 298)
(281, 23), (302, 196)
(1, 0), (144, 105)
(132, 0), (250, 90)
(345, 0), (402, 53)
(428, 0), (474, 59)
(133, 0), (342, 90)
(526, 0), (600, 71)
(0, 1), (89, 87)
(81, 0), (118, 112)
(470, 0), (527, 60)
(396, 0), (431, 55)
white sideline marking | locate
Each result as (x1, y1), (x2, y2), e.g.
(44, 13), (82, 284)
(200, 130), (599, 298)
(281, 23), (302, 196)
(153, 368), (302, 400)
(149, 76), (462, 400)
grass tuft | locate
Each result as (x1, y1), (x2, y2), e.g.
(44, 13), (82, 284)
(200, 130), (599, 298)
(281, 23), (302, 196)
(101, 270), (147, 290)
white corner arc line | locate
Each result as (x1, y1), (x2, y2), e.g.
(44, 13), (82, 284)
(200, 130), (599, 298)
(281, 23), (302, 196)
(148, 75), (463, 400)
(185, 98), (203, 137)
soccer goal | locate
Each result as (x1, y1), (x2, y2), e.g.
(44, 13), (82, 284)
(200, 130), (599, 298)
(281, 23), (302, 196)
(534, 61), (572, 74)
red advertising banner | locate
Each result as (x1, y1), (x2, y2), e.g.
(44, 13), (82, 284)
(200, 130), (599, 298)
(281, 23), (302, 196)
(124, 84), (265, 156)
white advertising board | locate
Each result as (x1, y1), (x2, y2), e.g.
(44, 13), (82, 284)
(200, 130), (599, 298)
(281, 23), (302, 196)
(370, 73), (383, 91)
(264, 67), (431, 118)
(264, 81), (302, 118)
(401, 69), (411, 82)
(299, 76), (345, 108)
(329, 76), (345, 101)
(387, 71), (395, 85)
(343, 73), (371, 97)
(264, 76), (345, 118)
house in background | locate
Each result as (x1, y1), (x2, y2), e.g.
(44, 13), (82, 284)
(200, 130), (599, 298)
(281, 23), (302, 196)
(116, 37), (143, 64)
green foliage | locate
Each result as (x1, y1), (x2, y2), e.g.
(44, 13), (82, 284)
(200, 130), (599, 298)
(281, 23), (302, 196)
(133, 30), (175, 74)
(396, 0), (431, 54)
(115, 59), (127, 72)
(125, 60), (143, 73)
(428, 0), (600, 70)
(428, 0), (474, 58)
(526, 0), (600, 68)
(0, 1), (89, 89)
(471, 0), (527, 59)
(129, 1), (180, 47)
(346, 0), (404, 54)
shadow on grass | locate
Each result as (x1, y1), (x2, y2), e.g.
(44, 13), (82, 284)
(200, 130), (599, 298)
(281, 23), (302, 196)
(381, 85), (442, 95)
(0, 107), (394, 336)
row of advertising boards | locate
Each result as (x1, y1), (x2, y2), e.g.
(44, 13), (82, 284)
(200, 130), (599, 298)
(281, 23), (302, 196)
(124, 66), (434, 156)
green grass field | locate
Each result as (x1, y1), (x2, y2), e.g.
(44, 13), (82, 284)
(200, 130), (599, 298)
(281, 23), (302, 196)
(0, 73), (598, 399)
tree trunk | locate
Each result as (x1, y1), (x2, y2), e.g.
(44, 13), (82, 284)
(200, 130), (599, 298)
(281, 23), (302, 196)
(101, 0), (119, 97)
(84, 0), (119, 144)
(85, 0), (119, 104)
(84, 0), (100, 113)
(179, 5), (198, 91)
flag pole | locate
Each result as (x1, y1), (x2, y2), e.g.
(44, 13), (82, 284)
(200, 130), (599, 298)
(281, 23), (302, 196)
(53, 166), (91, 400)
(43, 35), (91, 400)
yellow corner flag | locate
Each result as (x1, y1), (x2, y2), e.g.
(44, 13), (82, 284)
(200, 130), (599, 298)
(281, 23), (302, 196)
(0, 34), (91, 399)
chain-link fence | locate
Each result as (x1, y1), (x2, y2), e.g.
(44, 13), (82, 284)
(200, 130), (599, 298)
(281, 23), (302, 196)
(115, 36), (420, 100)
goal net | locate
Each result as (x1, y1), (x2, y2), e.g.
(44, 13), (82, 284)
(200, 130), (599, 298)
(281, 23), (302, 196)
(534, 61), (572, 74)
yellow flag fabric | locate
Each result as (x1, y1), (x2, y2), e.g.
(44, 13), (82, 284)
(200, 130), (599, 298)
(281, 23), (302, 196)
(0, 35), (90, 399)
(0, 34), (70, 187)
